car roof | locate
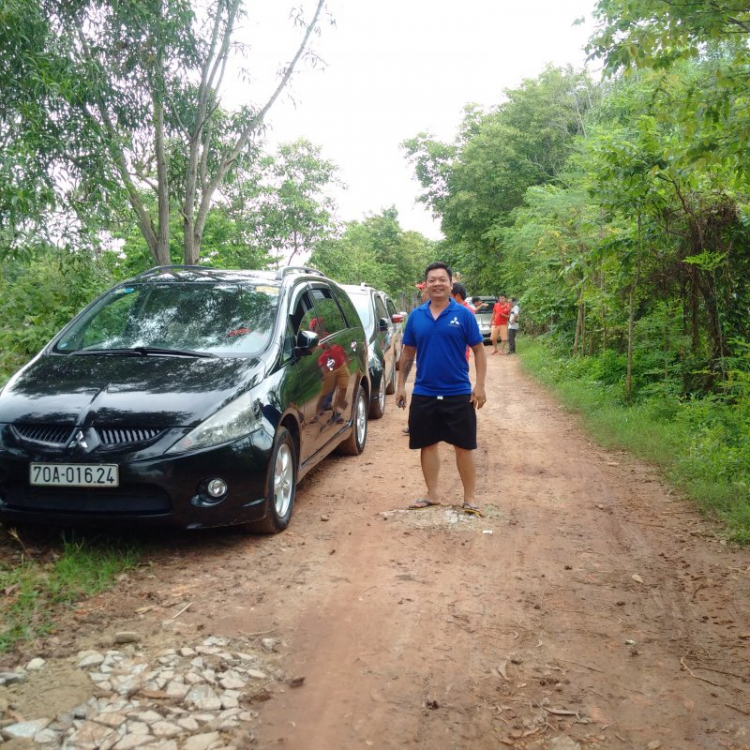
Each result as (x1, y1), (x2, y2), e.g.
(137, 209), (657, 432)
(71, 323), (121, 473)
(130, 265), (327, 286)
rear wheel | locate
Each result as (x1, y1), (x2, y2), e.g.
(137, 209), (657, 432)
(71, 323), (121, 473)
(369, 373), (386, 419)
(338, 383), (368, 455)
(245, 427), (296, 534)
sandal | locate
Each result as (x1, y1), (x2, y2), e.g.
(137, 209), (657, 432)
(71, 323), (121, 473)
(462, 503), (483, 517)
(407, 499), (441, 510)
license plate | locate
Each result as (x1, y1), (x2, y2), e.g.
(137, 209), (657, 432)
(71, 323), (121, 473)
(30, 463), (119, 488)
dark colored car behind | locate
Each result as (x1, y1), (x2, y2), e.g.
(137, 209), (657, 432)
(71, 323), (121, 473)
(0, 265), (370, 533)
(340, 284), (403, 419)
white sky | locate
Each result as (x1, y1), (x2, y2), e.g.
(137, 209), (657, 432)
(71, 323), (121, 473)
(231, 1), (599, 240)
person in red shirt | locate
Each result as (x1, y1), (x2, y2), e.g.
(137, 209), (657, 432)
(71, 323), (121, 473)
(312, 342), (350, 423)
(491, 295), (512, 355)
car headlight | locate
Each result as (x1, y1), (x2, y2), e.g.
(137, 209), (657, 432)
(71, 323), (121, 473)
(166, 392), (264, 455)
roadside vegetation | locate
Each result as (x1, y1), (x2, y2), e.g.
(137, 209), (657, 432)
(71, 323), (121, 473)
(0, 532), (143, 654)
(521, 340), (750, 543)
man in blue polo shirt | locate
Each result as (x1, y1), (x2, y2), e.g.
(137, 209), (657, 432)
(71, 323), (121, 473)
(395, 261), (487, 515)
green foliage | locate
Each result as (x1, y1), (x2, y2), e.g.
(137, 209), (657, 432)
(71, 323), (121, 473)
(0, 251), (119, 383)
(0, 534), (141, 652)
(310, 207), (435, 298)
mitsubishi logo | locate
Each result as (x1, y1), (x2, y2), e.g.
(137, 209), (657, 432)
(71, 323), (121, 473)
(71, 430), (88, 450)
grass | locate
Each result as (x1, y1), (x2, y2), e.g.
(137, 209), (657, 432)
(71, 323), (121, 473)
(0, 532), (143, 653)
(519, 339), (750, 543)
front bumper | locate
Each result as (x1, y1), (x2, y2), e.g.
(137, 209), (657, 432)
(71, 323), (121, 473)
(0, 429), (275, 530)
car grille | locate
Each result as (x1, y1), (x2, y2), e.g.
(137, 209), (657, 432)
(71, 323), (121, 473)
(3, 484), (171, 515)
(98, 427), (165, 446)
(12, 424), (167, 449)
(13, 424), (73, 447)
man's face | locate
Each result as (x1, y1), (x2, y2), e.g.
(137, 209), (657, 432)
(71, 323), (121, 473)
(425, 269), (451, 301)
(499, 296), (507, 304)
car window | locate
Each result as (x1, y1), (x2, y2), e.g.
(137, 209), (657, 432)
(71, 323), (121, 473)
(384, 297), (397, 318)
(331, 286), (363, 330)
(55, 282), (280, 357)
(309, 286), (346, 338)
(374, 295), (388, 323)
(345, 291), (372, 331)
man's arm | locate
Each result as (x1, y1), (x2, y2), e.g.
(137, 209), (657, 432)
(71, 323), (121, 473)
(470, 342), (487, 408)
(395, 345), (416, 408)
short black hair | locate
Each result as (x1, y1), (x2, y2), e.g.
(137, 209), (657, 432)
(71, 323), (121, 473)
(471, 296), (481, 304)
(424, 261), (452, 280)
(452, 282), (468, 300)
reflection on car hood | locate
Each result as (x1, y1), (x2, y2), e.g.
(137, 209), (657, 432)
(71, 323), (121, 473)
(0, 354), (266, 428)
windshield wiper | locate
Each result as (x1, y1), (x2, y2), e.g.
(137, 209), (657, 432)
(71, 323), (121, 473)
(73, 346), (218, 359)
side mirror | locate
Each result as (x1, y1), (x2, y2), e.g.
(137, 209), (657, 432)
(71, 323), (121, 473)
(378, 318), (389, 332)
(294, 329), (318, 356)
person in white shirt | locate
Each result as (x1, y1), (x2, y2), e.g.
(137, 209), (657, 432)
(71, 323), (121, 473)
(508, 298), (520, 354)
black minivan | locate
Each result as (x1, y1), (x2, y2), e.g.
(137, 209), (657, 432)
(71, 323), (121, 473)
(0, 266), (370, 533)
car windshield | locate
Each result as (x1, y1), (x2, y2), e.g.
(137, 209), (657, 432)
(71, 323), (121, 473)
(347, 292), (374, 332)
(55, 282), (280, 357)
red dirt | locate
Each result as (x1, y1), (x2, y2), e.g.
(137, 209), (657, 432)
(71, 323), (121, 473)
(3, 355), (750, 749)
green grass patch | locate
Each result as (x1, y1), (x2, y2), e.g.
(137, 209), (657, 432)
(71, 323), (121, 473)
(0, 534), (143, 653)
(520, 339), (750, 543)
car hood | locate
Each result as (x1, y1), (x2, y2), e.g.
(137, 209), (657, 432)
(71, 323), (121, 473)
(0, 354), (266, 428)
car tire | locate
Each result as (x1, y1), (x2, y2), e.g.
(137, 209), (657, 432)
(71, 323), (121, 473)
(338, 383), (368, 455)
(385, 362), (396, 395)
(245, 427), (296, 534)
(369, 373), (386, 419)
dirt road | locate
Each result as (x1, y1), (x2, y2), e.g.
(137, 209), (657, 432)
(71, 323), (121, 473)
(3, 355), (750, 749)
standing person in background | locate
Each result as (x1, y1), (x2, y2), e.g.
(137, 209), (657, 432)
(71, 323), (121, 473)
(508, 298), (520, 355)
(491, 295), (512, 355)
(451, 282), (474, 362)
(395, 262), (487, 516)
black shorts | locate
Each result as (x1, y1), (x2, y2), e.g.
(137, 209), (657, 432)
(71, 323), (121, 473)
(408, 394), (477, 450)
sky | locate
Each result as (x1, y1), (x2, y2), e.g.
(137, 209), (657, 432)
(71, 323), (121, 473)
(234, 1), (600, 241)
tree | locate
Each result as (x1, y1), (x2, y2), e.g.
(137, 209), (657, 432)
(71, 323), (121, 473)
(0, 0), (329, 264)
(254, 139), (341, 265)
(310, 208), (435, 297)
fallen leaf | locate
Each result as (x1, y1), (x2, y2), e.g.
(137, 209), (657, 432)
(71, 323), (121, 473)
(632, 574), (644, 584)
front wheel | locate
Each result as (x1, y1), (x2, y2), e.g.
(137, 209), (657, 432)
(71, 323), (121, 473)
(245, 427), (296, 534)
(369, 372), (386, 419)
(338, 383), (368, 455)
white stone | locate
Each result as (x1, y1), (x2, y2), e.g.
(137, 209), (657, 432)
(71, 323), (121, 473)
(165, 681), (189, 699)
(1, 718), (51, 739)
(221, 695), (239, 709)
(261, 638), (277, 652)
(150, 741), (179, 750)
(184, 672), (204, 685)
(133, 710), (163, 723)
(113, 734), (156, 750)
(126, 721), (150, 735)
(177, 717), (200, 732)
(183, 732), (222, 750)
(202, 637), (229, 647)
(179, 647), (197, 657)
(151, 721), (182, 738)
(95, 712), (127, 728)
(246, 669), (267, 680)
(184, 685), (222, 711)
(26, 657), (46, 671)
(34, 727), (61, 745)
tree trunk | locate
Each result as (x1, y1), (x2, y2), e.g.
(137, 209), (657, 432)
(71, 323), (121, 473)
(153, 28), (170, 267)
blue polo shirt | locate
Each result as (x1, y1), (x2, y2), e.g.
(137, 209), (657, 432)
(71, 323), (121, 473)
(403, 298), (483, 396)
